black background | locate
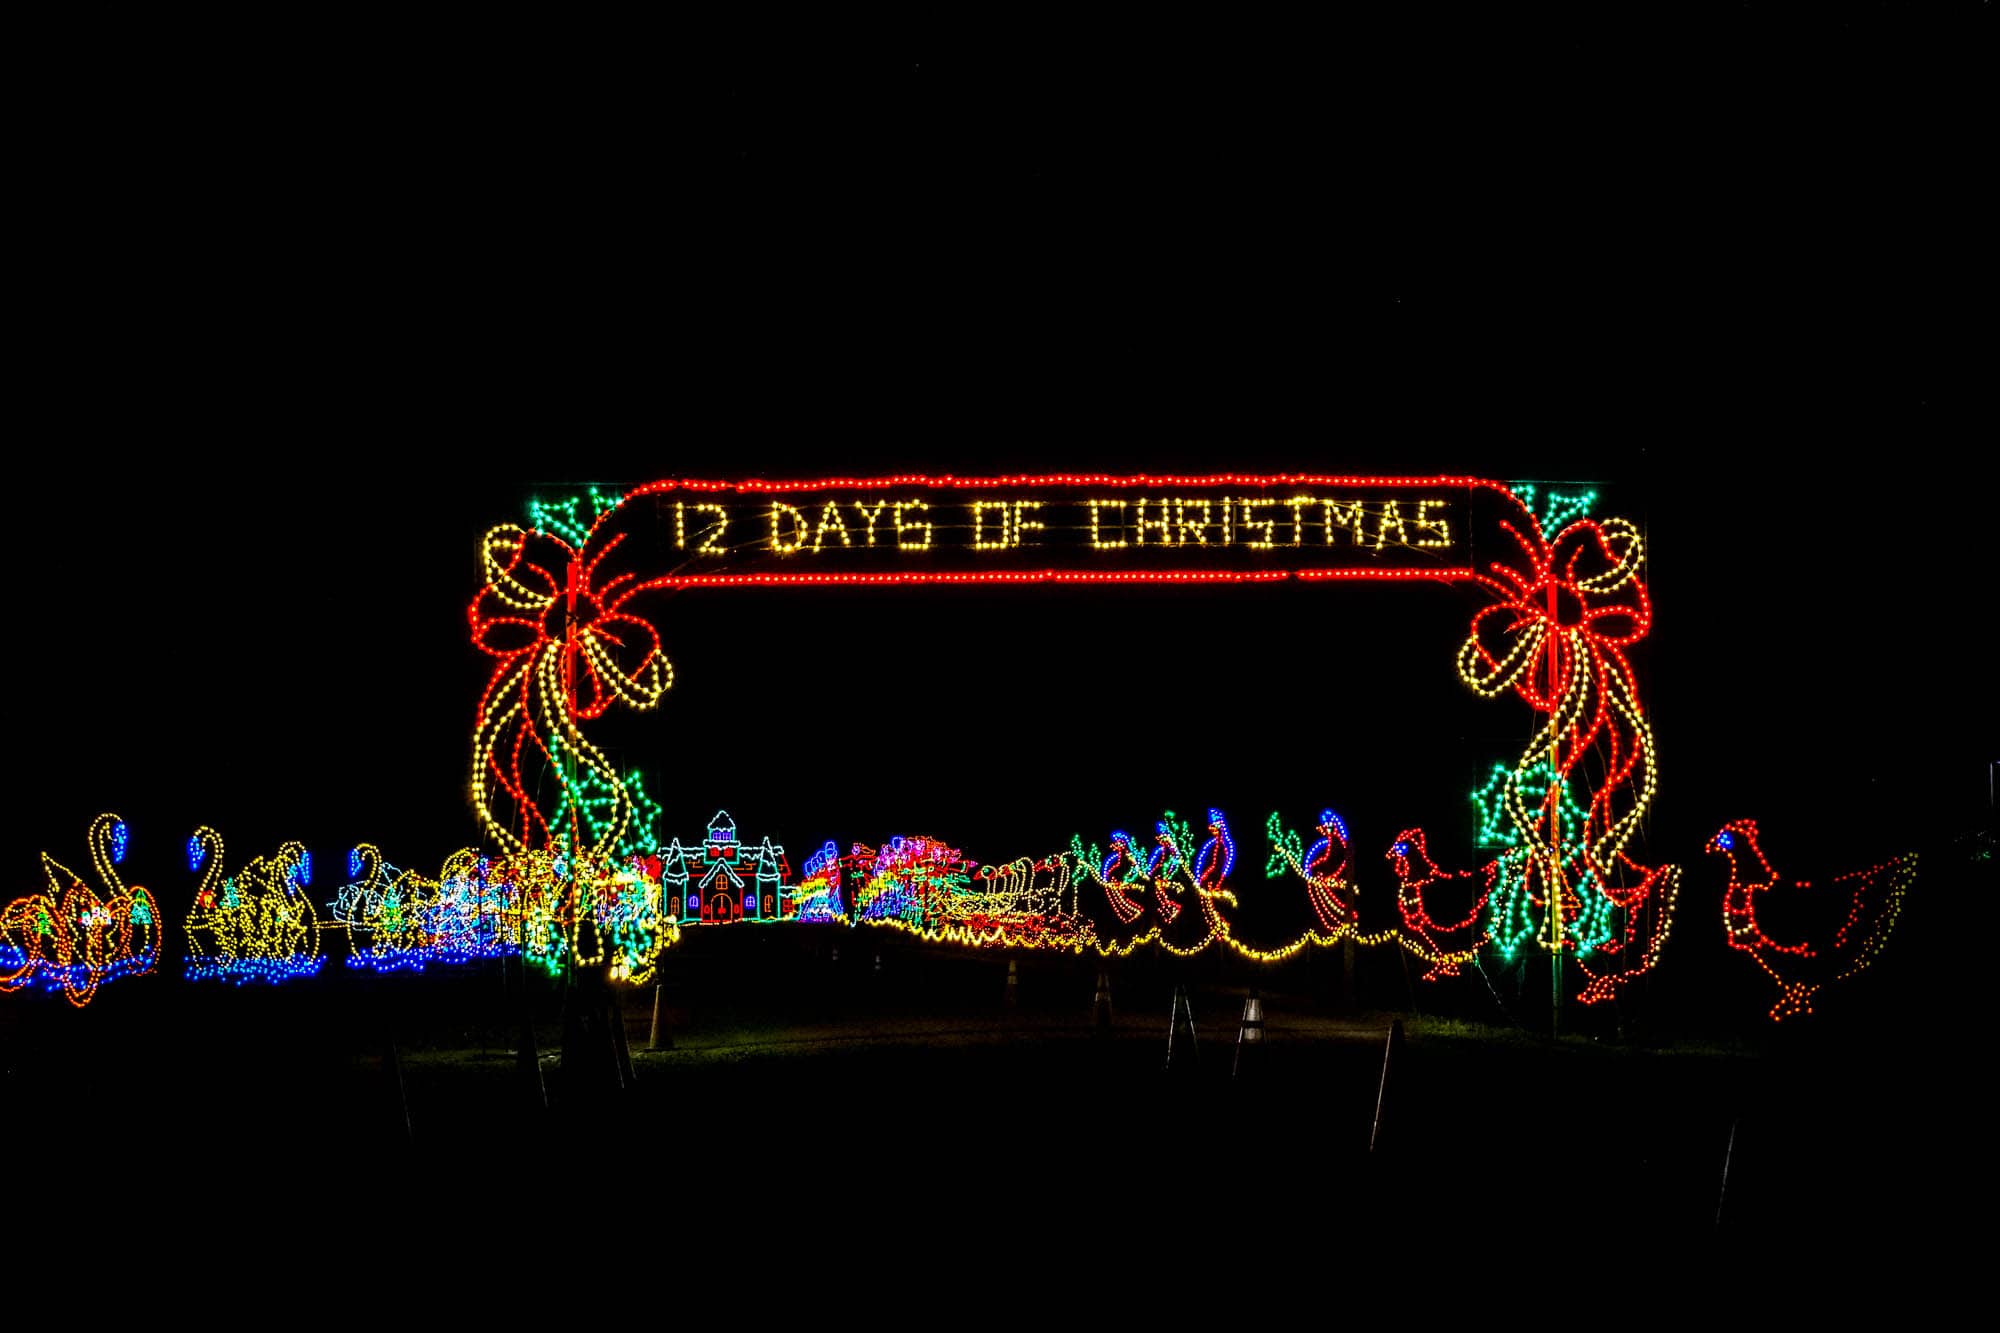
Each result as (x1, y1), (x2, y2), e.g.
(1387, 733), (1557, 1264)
(22, 14), (1987, 901)
(4, 7), (1994, 1292)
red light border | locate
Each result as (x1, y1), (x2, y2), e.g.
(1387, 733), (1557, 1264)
(626, 566), (1474, 591)
(606, 473), (1511, 591)
(626, 472), (1510, 496)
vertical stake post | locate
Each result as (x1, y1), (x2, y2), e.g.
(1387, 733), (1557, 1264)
(1547, 576), (1563, 1038)
(1370, 1019), (1404, 1153)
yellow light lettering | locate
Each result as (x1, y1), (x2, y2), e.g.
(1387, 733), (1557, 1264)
(1321, 497), (1365, 544)
(1136, 498), (1172, 546)
(970, 500), (1011, 551)
(1240, 498), (1276, 549)
(854, 500), (889, 546)
(1174, 498), (1211, 546)
(674, 502), (686, 549)
(1286, 495), (1315, 546)
(1374, 498), (1410, 550)
(693, 503), (728, 555)
(893, 500), (932, 550)
(1011, 500), (1044, 549)
(1088, 499), (1127, 549)
(1414, 498), (1453, 548)
(811, 501), (851, 551)
(770, 502), (808, 554)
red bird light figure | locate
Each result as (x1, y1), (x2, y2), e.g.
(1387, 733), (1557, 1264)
(1705, 818), (1915, 1023)
(1385, 828), (1493, 980)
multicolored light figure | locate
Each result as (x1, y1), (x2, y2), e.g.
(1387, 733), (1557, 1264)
(939, 854), (1091, 948)
(1469, 763), (1618, 964)
(184, 828), (325, 985)
(1136, 809), (1251, 955)
(1455, 484), (1680, 1003)
(457, 474), (1680, 992)
(1707, 818), (1913, 1021)
(567, 849), (675, 986)
(846, 835), (1092, 950)
(550, 765), (664, 863)
(469, 489), (673, 858)
(467, 474), (1506, 868)
(464, 846), (675, 985)
(425, 849), (519, 962)
(1073, 829), (1149, 927)
(1072, 808), (1419, 964)
(1264, 808), (1360, 933)
(1168, 809), (1240, 952)
(329, 844), (515, 974)
(793, 841), (847, 923)
(1194, 809), (1236, 896)
(658, 811), (792, 924)
(853, 835), (972, 929)
(1386, 828), (1493, 980)
(1, 813), (161, 1007)
(490, 848), (573, 976)
(1147, 815), (1192, 930)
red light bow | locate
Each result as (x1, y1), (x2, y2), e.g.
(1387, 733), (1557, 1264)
(470, 525), (672, 854)
(1459, 505), (1676, 1004)
(1460, 515), (1649, 716)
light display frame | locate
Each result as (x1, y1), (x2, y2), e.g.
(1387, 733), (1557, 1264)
(0, 472), (1806, 1014)
(469, 473), (1684, 998)
(470, 473), (1515, 860)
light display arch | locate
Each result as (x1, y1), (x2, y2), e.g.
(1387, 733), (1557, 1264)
(467, 472), (1681, 1005)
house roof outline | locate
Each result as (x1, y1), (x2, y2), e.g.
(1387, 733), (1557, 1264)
(659, 838), (696, 878)
(699, 858), (745, 890)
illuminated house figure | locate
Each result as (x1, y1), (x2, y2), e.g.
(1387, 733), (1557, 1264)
(660, 811), (791, 924)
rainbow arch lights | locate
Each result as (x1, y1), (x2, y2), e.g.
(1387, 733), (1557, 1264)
(1, 813), (161, 1007)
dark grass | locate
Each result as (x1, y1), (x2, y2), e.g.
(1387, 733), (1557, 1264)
(2, 923), (1957, 1277)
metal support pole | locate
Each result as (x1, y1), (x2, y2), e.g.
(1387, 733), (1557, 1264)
(1548, 576), (1563, 1038)
(1165, 984), (1197, 1072)
(1370, 1019), (1404, 1152)
(1716, 1119), (1738, 1226)
(648, 980), (672, 1050)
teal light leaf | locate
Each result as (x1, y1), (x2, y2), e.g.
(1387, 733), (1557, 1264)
(526, 486), (624, 547)
(1509, 482), (1598, 540)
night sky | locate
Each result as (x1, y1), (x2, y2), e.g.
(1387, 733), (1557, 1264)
(20, 16), (1991, 946)
(8, 20), (1993, 1285)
